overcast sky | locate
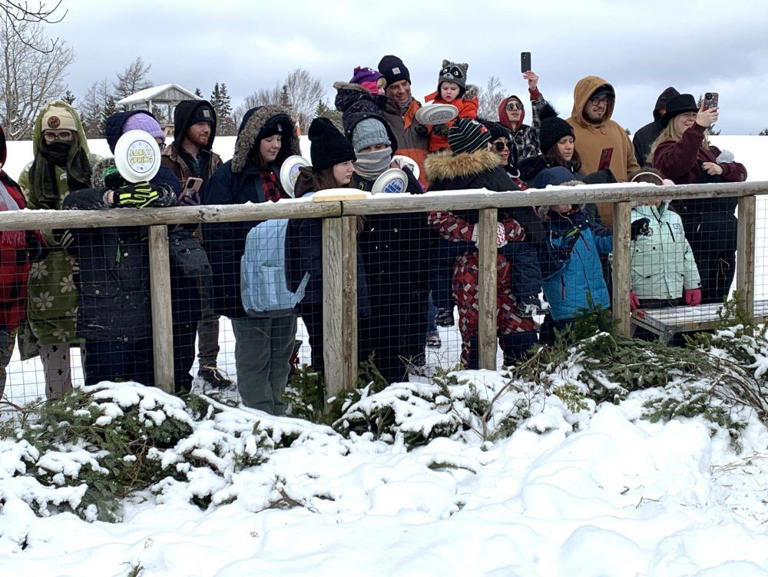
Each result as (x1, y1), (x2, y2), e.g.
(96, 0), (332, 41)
(52, 0), (768, 134)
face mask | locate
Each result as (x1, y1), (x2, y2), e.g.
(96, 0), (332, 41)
(353, 146), (392, 180)
(45, 141), (72, 165)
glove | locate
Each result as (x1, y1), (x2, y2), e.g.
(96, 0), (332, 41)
(114, 181), (160, 208)
(496, 223), (507, 248)
(515, 294), (542, 318)
(432, 123), (449, 137)
(147, 185), (177, 207)
(684, 288), (702, 306)
(435, 307), (455, 327)
(629, 291), (640, 310)
(631, 217), (651, 240)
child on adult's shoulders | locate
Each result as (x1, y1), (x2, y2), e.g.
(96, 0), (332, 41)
(424, 60), (479, 152)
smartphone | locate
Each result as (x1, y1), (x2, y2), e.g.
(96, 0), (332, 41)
(703, 92), (719, 110)
(598, 147), (614, 171)
(178, 177), (202, 202)
(520, 51), (531, 73)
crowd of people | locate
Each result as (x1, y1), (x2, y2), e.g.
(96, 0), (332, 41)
(0, 53), (748, 414)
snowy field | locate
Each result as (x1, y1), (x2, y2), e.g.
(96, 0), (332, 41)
(1, 137), (768, 577)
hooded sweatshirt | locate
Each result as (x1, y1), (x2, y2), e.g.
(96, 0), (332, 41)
(567, 76), (640, 226)
(632, 87), (679, 166)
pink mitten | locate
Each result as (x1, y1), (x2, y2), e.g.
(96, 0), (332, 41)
(629, 291), (640, 310)
(684, 288), (702, 306)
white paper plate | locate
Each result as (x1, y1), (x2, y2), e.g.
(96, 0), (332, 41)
(279, 155), (311, 197)
(391, 155), (420, 180)
(371, 168), (408, 194)
(414, 103), (459, 125)
(113, 130), (162, 183)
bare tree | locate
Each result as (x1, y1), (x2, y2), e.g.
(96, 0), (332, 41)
(282, 68), (325, 132)
(234, 84), (281, 126)
(477, 75), (506, 120)
(79, 79), (110, 138)
(113, 57), (152, 101)
(0, 14), (73, 138)
(0, 1), (66, 53)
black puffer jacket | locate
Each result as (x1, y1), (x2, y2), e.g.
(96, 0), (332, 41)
(202, 105), (300, 319)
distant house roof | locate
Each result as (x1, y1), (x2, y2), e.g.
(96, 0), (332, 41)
(117, 83), (200, 106)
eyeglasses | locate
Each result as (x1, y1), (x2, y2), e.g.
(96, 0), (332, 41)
(493, 141), (510, 152)
(505, 102), (523, 111)
(43, 130), (74, 142)
(588, 95), (610, 105)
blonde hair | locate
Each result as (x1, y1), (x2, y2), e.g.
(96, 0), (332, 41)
(648, 117), (709, 165)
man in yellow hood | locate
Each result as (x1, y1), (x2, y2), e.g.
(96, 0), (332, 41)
(567, 76), (639, 225)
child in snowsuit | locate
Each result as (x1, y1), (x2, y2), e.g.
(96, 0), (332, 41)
(424, 60), (478, 152)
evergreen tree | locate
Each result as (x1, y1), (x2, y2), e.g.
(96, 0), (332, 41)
(195, 87), (203, 98)
(62, 89), (76, 105)
(99, 96), (118, 137)
(210, 82), (236, 136)
(759, 129), (768, 136)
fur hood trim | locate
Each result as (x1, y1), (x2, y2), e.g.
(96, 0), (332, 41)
(425, 148), (500, 182)
(232, 105), (299, 174)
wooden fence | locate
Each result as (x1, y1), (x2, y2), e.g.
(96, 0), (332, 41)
(2, 180), (767, 396)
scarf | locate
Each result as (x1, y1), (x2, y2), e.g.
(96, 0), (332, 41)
(28, 138), (91, 209)
(353, 147), (392, 180)
(0, 179), (25, 247)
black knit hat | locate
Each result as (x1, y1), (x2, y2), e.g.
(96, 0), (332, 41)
(437, 60), (468, 93)
(660, 93), (699, 128)
(308, 117), (356, 170)
(378, 54), (410, 86)
(539, 117), (575, 154)
(448, 118), (491, 155)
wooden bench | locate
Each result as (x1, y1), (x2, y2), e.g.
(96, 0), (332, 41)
(630, 300), (768, 343)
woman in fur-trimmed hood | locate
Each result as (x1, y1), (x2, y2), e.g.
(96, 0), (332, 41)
(202, 105), (300, 415)
(426, 118), (543, 369)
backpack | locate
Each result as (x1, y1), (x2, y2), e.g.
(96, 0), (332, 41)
(241, 219), (309, 315)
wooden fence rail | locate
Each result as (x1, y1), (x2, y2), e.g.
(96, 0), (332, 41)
(3, 181), (767, 395)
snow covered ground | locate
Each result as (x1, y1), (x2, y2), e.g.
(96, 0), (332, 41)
(1, 137), (768, 577)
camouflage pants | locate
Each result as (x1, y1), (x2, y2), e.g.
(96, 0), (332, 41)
(0, 328), (17, 400)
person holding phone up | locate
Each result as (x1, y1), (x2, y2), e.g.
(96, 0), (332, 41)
(650, 93), (747, 304)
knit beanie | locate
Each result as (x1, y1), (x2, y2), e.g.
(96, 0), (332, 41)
(533, 166), (576, 189)
(448, 118), (491, 155)
(41, 105), (78, 132)
(378, 54), (410, 86)
(309, 117), (356, 170)
(188, 103), (215, 126)
(437, 60), (468, 93)
(352, 118), (390, 153)
(539, 117), (575, 154)
(350, 66), (383, 94)
(123, 112), (165, 141)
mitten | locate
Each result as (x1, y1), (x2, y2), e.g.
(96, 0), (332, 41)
(631, 217), (651, 240)
(684, 288), (702, 306)
(629, 291), (640, 310)
(432, 123), (449, 137)
(114, 181), (159, 208)
(515, 294), (542, 318)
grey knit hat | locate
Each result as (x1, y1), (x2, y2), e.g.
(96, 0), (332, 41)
(448, 118), (491, 155)
(351, 117), (390, 152)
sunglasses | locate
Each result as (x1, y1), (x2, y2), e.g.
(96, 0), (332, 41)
(505, 102), (523, 111)
(493, 141), (511, 152)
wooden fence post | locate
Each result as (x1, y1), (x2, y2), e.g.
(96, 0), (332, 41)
(737, 195), (756, 313)
(478, 208), (498, 369)
(322, 216), (358, 398)
(612, 201), (631, 337)
(148, 225), (174, 393)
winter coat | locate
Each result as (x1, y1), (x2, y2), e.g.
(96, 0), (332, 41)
(285, 167), (371, 317)
(497, 89), (552, 177)
(653, 123), (747, 250)
(0, 125), (35, 331)
(379, 97), (429, 187)
(632, 87), (679, 166)
(424, 88), (479, 152)
(425, 148), (543, 301)
(538, 208), (612, 322)
(202, 105), (299, 319)
(567, 76), (640, 226)
(630, 203), (700, 301)
(161, 99), (223, 185)
(18, 101), (97, 345)
(62, 157), (187, 342)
